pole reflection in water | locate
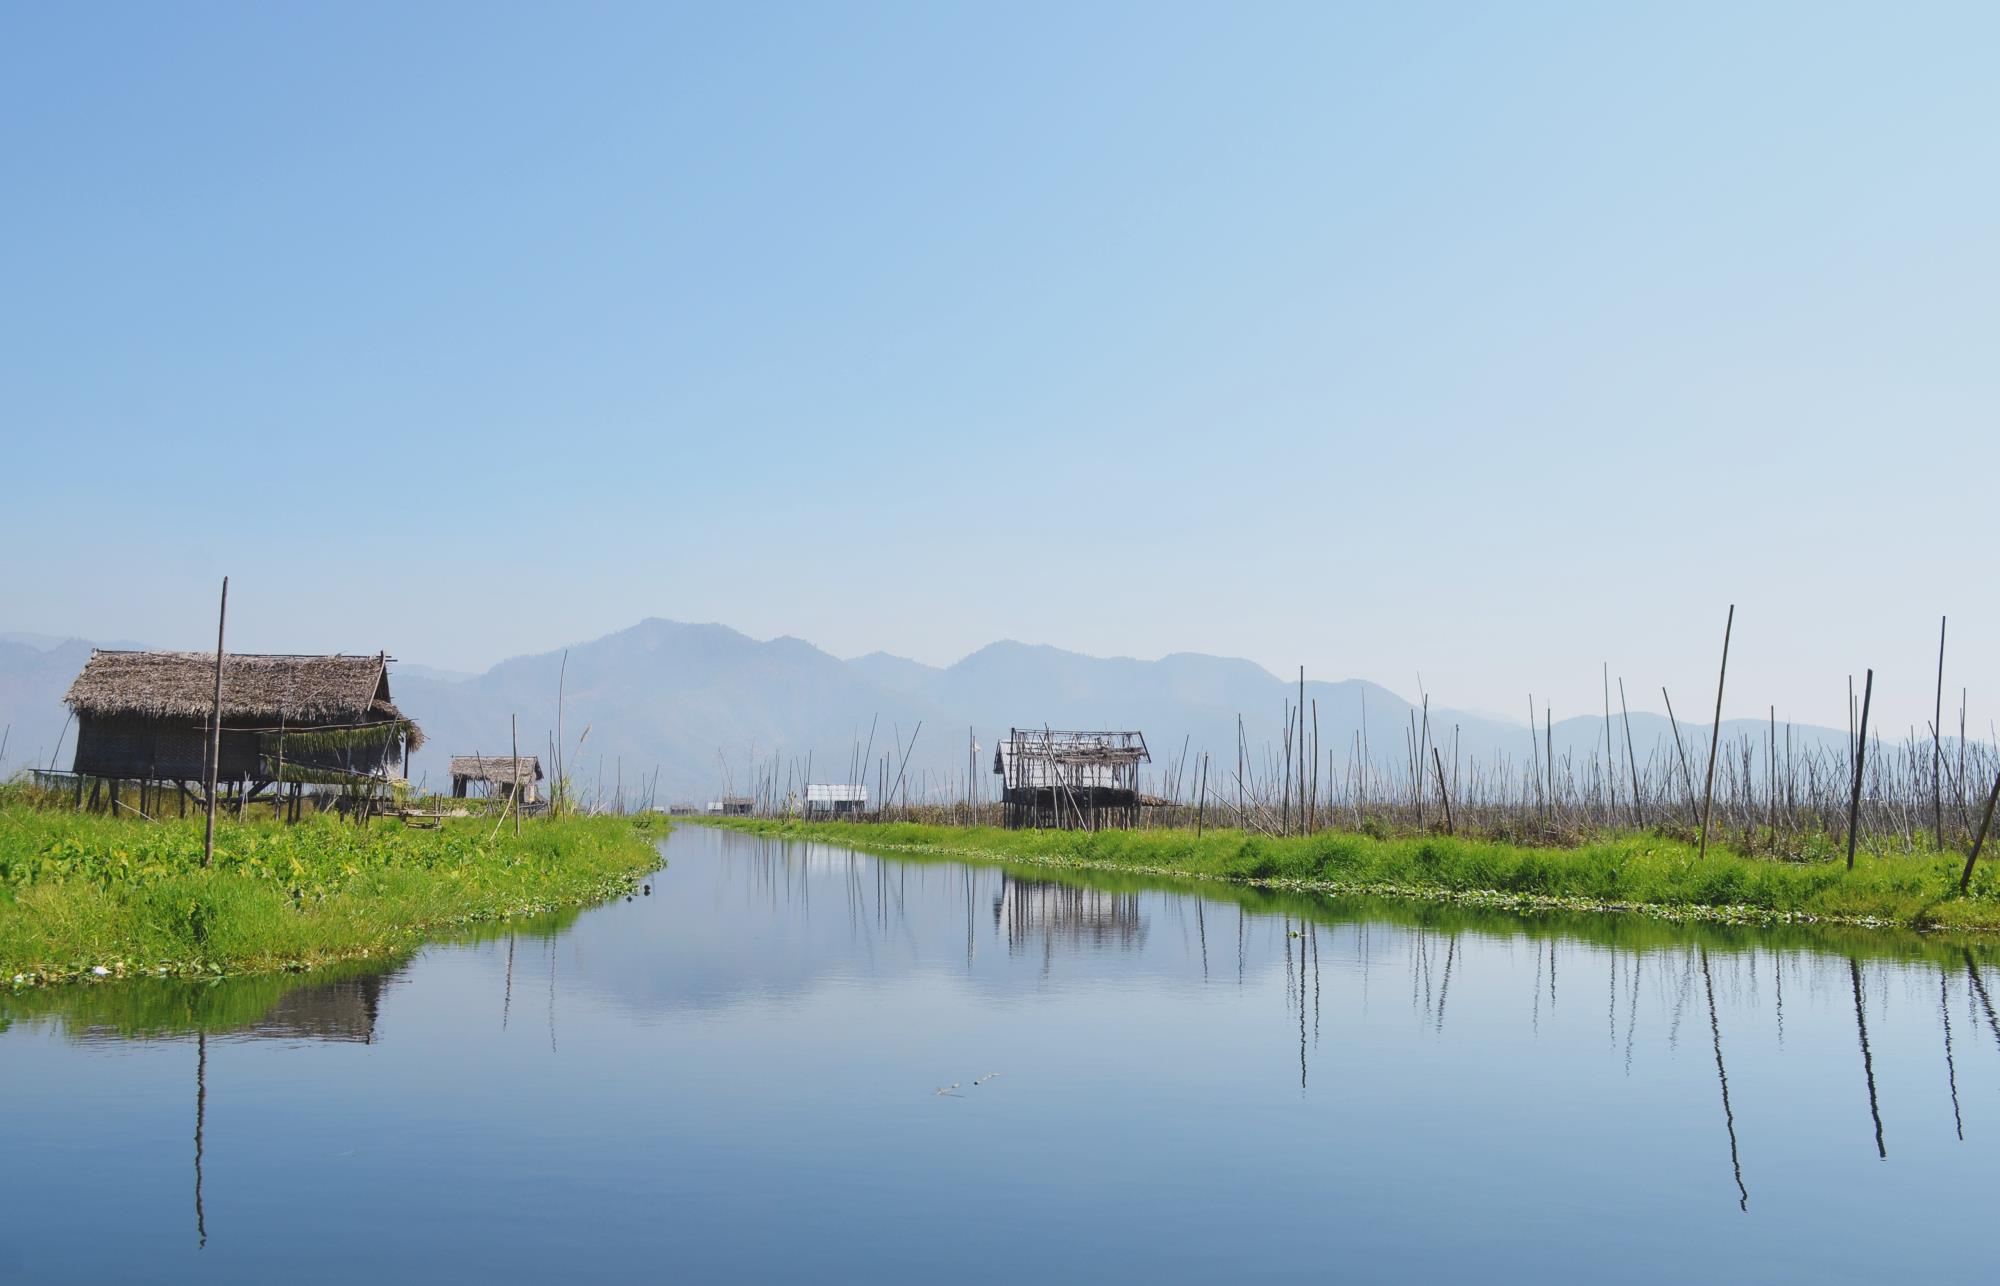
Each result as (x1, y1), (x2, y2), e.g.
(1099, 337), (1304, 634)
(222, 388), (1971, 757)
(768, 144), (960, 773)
(1850, 957), (1885, 1159)
(1940, 966), (1963, 1141)
(1700, 948), (1749, 1212)
(697, 833), (2000, 1197)
(17, 826), (2000, 1285)
(193, 1030), (206, 1250)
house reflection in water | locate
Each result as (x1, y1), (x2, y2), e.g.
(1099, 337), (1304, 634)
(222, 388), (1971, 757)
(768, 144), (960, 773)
(992, 875), (1148, 955)
(249, 972), (389, 1044)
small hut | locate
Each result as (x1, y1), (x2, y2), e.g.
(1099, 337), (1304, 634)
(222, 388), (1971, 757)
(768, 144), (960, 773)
(994, 728), (1149, 829)
(705, 795), (754, 816)
(62, 650), (421, 805)
(449, 755), (543, 805)
(803, 783), (868, 818)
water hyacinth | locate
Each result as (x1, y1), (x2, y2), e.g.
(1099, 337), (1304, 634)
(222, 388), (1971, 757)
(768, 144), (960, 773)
(0, 807), (666, 985)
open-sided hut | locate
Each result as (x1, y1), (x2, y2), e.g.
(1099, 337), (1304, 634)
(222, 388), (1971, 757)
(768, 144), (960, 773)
(803, 782), (868, 818)
(705, 796), (754, 816)
(62, 650), (421, 802)
(993, 728), (1149, 829)
(449, 755), (543, 805)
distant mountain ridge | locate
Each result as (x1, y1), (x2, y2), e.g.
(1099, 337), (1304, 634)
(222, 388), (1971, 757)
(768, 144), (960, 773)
(1, 616), (1863, 806)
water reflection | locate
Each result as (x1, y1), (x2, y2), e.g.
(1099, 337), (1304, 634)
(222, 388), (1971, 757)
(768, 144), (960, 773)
(688, 830), (2000, 1201)
(993, 877), (1147, 955)
(13, 828), (2000, 1282)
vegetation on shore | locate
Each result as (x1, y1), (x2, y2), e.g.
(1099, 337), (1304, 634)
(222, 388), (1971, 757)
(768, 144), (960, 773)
(0, 804), (667, 986)
(707, 818), (2000, 934)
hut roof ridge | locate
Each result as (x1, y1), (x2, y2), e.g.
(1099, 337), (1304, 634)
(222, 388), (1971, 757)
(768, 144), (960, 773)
(63, 649), (421, 746)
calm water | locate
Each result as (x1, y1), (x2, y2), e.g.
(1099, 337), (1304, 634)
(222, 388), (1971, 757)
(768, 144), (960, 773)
(7, 826), (2000, 1283)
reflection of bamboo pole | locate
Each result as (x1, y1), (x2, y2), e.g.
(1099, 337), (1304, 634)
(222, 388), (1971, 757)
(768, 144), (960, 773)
(1850, 958), (1885, 1159)
(194, 1031), (208, 1249)
(1940, 966), (1963, 1141)
(1701, 949), (1748, 1211)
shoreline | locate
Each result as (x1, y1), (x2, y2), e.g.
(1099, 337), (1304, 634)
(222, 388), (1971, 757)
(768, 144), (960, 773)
(2, 813), (667, 988)
(704, 817), (2000, 938)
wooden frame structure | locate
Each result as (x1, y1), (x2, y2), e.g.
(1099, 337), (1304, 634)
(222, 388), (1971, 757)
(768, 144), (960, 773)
(993, 728), (1150, 830)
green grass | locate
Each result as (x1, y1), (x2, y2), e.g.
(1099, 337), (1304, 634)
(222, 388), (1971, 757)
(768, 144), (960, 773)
(709, 818), (2000, 935)
(0, 808), (666, 985)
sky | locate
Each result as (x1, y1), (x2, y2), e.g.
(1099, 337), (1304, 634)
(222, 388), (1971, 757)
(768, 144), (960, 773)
(3, 2), (1995, 736)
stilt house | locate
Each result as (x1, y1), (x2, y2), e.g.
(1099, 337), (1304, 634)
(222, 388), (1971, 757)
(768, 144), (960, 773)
(449, 755), (543, 805)
(61, 650), (421, 800)
(993, 728), (1149, 829)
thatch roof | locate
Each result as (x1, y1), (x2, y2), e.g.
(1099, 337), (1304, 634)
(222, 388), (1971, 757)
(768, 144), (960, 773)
(449, 755), (543, 783)
(63, 650), (423, 747)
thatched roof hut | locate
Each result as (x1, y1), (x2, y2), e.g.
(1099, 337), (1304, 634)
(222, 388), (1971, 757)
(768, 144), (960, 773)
(449, 755), (543, 803)
(62, 650), (420, 786)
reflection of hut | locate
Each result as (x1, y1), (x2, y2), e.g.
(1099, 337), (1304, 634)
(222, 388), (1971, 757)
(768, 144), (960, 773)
(706, 796), (754, 816)
(803, 783), (867, 818)
(253, 971), (390, 1044)
(62, 650), (420, 799)
(993, 729), (1149, 829)
(449, 755), (542, 805)
(992, 874), (1148, 953)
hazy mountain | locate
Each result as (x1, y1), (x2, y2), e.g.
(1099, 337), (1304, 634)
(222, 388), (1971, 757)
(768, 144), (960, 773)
(3, 616), (1871, 807)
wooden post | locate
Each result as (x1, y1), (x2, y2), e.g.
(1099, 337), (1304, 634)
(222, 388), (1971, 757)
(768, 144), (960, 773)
(1960, 770), (2000, 895)
(203, 577), (228, 868)
(1618, 678), (1645, 828)
(1846, 668), (1874, 871)
(1697, 604), (1733, 860)
(1933, 616), (1946, 851)
(1952, 776), (2000, 896)
(1432, 745), (1454, 836)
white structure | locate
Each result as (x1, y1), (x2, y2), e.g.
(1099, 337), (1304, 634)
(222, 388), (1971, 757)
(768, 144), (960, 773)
(803, 783), (868, 818)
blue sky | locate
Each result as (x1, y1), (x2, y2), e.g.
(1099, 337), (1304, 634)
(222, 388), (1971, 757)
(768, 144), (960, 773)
(4, 2), (1995, 733)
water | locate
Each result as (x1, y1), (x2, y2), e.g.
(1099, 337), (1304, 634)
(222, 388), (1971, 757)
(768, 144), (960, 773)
(5, 826), (1997, 1283)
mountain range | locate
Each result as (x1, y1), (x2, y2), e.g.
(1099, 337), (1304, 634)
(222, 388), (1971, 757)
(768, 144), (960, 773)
(0, 618), (1861, 806)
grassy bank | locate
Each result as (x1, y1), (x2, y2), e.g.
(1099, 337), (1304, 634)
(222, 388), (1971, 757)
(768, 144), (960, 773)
(1, 809), (666, 985)
(709, 818), (2000, 934)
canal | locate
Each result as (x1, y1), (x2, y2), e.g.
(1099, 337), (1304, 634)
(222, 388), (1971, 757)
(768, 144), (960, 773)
(4, 824), (1995, 1282)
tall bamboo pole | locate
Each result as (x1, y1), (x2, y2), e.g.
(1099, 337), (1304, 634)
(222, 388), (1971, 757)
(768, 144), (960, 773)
(1960, 770), (2000, 895)
(1697, 605), (1733, 860)
(1933, 616), (1946, 850)
(1847, 669), (1874, 871)
(203, 577), (228, 868)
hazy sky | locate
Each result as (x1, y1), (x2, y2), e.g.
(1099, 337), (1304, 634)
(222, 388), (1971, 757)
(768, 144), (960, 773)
(5, 2), (1995, 735)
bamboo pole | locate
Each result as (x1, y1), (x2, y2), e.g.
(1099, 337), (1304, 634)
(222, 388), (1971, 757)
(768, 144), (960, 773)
(1933, 616), (1946, 850)
(1847, 668), (1874, 871)
(1432, 745), (1454, 835)
(1960, 769), (2000, 895)
(1697, 604), (1733, 860)
(203, 577), (228, 868)
(1619, 678), (1645, 828)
